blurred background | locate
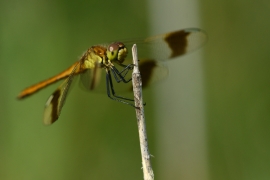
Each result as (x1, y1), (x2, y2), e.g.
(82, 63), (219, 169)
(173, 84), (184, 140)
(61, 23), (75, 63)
(1, 0), (270, 179)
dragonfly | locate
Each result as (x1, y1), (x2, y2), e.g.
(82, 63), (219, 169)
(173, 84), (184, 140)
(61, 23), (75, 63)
(17, 28), (207, 125)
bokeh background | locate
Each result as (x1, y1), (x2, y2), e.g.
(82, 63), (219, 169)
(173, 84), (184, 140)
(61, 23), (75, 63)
(1, 0), (270, 179)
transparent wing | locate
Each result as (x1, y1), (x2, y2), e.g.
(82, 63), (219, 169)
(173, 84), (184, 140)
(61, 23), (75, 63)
(80, 61), (103, 91)
(122, 28), (207, 88)
(43, 61), (80, 125)
(122, 28), (207, 65)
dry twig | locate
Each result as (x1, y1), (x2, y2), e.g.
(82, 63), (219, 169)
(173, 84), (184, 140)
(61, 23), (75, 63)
(132, 44), (154, 180)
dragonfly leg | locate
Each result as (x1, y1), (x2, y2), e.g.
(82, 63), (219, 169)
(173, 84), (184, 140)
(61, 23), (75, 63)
(118, 63), (135, 76)
(117, 64), (134, 80)
(106, 70), (136, 108)
(111, 65), (134, 83)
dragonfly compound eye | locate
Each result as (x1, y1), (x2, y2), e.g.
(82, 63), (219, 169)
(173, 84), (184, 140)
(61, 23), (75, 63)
(107, 42), (128, 63)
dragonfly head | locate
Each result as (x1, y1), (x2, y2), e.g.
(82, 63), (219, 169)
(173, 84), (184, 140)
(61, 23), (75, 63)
(107, 42), (128, 64)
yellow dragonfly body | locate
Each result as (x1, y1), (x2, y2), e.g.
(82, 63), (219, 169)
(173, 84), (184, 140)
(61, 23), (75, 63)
(18, 28), (207, 125)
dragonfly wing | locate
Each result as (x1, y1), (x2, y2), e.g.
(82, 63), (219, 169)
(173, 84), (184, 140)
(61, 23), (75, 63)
(138, 59), (168, 88)
(119, 28), (207, 89)
(143, 28), (207, 60)
(80, 62), (103, 91)
(123, 28), (207, 65)
(43, 61), (80, 125)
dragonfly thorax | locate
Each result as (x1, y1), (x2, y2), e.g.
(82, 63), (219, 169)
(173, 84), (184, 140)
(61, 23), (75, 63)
(83, 46), (106, 69)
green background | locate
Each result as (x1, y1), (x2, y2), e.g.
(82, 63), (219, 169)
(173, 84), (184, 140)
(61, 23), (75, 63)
(1, 0), (270, 179)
